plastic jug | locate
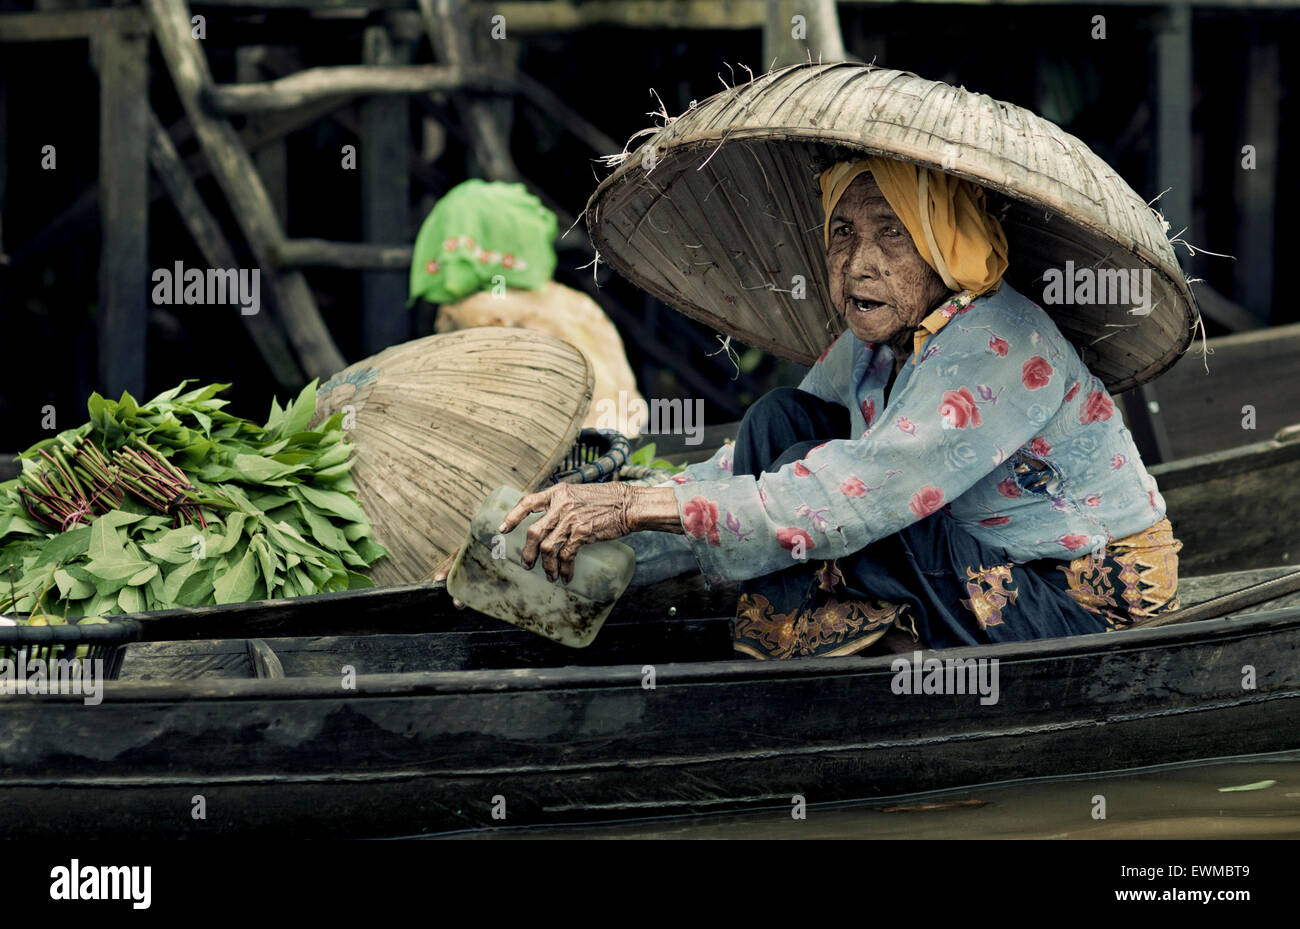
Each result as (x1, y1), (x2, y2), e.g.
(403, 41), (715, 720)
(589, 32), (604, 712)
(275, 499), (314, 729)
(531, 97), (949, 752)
(446, 485), (635, 648)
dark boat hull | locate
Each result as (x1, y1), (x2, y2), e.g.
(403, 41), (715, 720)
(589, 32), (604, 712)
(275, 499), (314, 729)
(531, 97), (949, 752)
(3, 602), (1300, 837)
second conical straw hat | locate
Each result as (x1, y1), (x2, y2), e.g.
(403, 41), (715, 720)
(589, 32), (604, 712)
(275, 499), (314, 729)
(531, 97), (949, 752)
(586, 61), (1199, 392)
(311, 328), (593, 586)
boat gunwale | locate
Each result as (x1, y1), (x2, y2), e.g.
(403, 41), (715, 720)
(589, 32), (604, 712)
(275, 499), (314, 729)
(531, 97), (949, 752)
(6, 604), (1300, 705)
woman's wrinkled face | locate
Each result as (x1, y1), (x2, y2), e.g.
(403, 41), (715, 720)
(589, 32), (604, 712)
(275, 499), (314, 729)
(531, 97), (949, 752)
(826, 173), (950, 347)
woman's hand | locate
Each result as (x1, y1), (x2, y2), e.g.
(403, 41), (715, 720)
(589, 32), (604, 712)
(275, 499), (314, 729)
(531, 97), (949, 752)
(500, 483), (681, 583)
(432, 551), (465, 609)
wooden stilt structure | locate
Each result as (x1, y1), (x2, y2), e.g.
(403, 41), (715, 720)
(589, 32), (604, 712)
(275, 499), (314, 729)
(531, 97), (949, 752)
(145, 0), (347, 380)
(145, 109), (305, 387)
(0, 0), (1287, 445)
(92, 21), (150, 399)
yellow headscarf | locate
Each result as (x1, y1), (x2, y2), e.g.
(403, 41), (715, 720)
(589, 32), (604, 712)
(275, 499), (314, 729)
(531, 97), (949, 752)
(819, 158), (1008, 298)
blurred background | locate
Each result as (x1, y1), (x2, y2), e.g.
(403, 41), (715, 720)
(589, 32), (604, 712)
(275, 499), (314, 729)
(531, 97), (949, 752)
(0, 0), (1294, 460)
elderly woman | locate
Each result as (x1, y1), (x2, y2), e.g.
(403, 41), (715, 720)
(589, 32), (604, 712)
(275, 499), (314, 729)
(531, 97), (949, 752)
(498, 157), (1182, 659)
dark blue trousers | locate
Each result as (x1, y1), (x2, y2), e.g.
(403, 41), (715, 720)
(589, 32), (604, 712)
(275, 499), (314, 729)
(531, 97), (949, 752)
(733, 387), (1110, 654)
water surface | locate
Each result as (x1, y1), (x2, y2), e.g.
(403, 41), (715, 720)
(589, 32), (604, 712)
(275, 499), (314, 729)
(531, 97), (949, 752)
(450, 750), (1300, 839)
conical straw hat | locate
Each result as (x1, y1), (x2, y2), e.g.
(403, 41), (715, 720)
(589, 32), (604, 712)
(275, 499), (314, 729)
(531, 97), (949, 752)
(586, 62), (1199, 392)
(311, 328), (593, 586)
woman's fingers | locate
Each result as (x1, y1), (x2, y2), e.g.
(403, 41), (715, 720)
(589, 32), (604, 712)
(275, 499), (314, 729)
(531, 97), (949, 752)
(432, 562), (464, 608)
(500, 489), (553, 535)
(558, 539), (584, 583)
(536, 511), (578, 579)
(521, 503), (564, 571)
(497, 483), (628, 582)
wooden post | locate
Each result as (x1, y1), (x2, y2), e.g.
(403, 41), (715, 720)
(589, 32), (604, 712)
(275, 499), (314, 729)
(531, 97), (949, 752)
(146, 108), (305, 389)
(93, 24), (150, 399)
(145, 0), (346, 379)
(764, 0), (847, 70)
(418, 0), (517, 181)
(236, 46), (291, 225)
(0, 71), (8, 378)
(0, 72), (7, 265)
(1153, 5), (1193, 279)
(0, 70), (7, 266)
(361, 25), (413, 354)
(1234, 29), (1278, 324)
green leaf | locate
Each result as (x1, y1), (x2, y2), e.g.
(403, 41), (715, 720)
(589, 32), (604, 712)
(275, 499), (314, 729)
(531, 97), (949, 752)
(250, 534), (278, 595)
(345, 570), (374, 590)
(295, 484), (366, 524)
(146, 566), (167, 608)
(248, 492), (294, 511)
(297, 502), (348, 551)
(88, 511), (144, 560)
(353, 538), (388, 565)
(117, 585), (144, 615)
(54, 568), (95, 600)
(127, 563), (159, 587)
(175, 382), (229, 405)
(278, 380), (319, 437)
(87, 392), (112, 434)
(38, 526), (92, 565)
(85, 553), (153, 582)
(116, 391), (140, 419)
(83, 590), (120, 616)
(212, 548), (259, 605)
(343, 521), (373, 542)
(314, 443), (352, 470)
(134, 515), (173, 533)
(161, 559), (203, 603)
(263, 395), (285, 434)
(284, 565), (312, 597)
(310, 464), (354, 485)
(270, 450), (316, 466)
(175, 565), (214, 606)
(303, 559), (336, 589)
(212, 512), (248, 555)
(142, 526), (210, 565)
(229, 454), (304, 482)
(265, 520), (327, 559)
(143, 381), (189, 407)
(0, 512), (43, 541)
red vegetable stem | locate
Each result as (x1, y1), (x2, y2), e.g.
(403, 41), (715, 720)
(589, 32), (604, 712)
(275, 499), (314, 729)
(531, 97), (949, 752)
(50, 446), (89, 501)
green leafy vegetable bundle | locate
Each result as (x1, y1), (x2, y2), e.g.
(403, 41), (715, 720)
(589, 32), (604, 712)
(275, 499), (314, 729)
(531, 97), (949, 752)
(0, 380), (387, 617)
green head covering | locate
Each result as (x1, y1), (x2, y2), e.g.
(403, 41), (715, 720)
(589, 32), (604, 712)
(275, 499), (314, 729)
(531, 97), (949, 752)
(408, 179), (558, 306)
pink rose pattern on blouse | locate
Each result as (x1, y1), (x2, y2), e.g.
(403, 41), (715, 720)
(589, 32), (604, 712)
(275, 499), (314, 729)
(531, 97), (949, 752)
(681, 496), (721, 546)
(651, 284), (1167, 586)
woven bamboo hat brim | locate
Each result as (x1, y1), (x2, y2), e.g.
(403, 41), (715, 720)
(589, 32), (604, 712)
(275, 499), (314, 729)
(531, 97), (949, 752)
(311, 328), (593, 586)
(586, 62), (1199, 392)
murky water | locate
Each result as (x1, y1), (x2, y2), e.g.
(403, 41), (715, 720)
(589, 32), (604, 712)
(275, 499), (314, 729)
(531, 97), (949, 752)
(448, 750), (1300, 839)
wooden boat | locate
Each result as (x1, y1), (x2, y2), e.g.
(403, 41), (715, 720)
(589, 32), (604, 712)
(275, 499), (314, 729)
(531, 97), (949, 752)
(3, 371), (1298, 836)
(2, 563), (1300, 838)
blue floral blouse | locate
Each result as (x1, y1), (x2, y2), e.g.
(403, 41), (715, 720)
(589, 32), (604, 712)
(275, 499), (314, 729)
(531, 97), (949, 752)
(626, 282), (1167, 587)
